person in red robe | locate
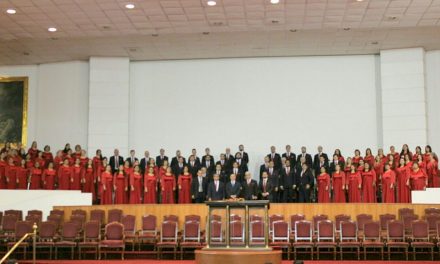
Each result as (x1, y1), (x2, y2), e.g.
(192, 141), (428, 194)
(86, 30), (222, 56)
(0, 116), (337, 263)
(129, 165), (142, 204)
(70, 158), (82, 190)
(42, 162), (56, 190)
(364, 148), (375, 168)
(65, 150), (75, 166)
(144, 166), (158, 204)
(377, 148), (388, 165)
(361, 163), (376, 203)
(79, 150), (89, 168)
(82, 159), (95, 197)
(427, 153), (439, 187)
(92, 150), (102, 189)
(409, 162), (428, 191)
(404, 154), (413, 169)
(178, 166), (192, 204)
(159, 160), (169, 181)
(72, 144), (82, 160)
(387, 154), (396, 170)
(347, 165), (362, 203)
(11, 150), (22, 166)
(416, 154), (427, 175)
(332, 164), (346, 203)
(382, 163), (396, 203)
(0, 152), (7, 189)
(42, 145), (53, 168)
(5, 158), (17, 189)
(400, 144), (412, 160)
(344, 158), (352, 181)
(16, 159), (29, 189)
(25, 154), (34, 169)
(333, 149), (345, 163)
(27, 141), (39, 160)
(387, 146), (400, 168)
(413, 146), (422, 162)
(113, 165), (128, 204)
(317, 167), (330, 203)
(161, 167), (176, 204)
(100, 165), (113, 205)
(352, 150), (363, 166)
(57, 159), (71, 190)
(29, 161), (43, 189)
(35, 151), (46, 170)
(373, 156), (384, 186)
(53, 150), (64, 171)
(357, 159), (365, 173)
(396, 158), (410, 203)
(424, 145), (433, 163)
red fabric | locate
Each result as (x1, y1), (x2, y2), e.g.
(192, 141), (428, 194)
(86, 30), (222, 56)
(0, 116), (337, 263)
(332, 171), (345, 203)
(364, 155), (375, 168)
(0, 159), (6, 189)
(410, 168), (427, 191)
(317, 173), (330, 203)
(161, 174), (176, 204)
(352, 156), (363, 166)
(42, 169), (56, 190)
(15, 166), (29, 189)
(100, 171), (113, 205)
(426, 160), (439, 187)
(42, 152), (53, 168)
(373, 162), (384, 186)
(35, 157), (46, 169)
(347, 172), (362, 203)
(29, 167), (43, 189)
(144, 173), (157, 204)
(178, 174), (192, 204)
(382, 170), (396, 203)
(395, 166), (410, 203)
(5, 164), (17, 189)
(361, 170), (376, 203)
(27, 147), (38, 160)
(129, 172), (142, 204)
(70, 165), (82, 190)
(114, 172), (128, 204)
(53, 156), (63, 171)
(82, 167), (95, 197)
(57, 165), (71, 190)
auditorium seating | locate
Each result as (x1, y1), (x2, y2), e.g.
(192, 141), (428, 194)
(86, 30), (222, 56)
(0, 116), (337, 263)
(99, 222), (125, 260)
(78, 220), (100, 260)
(35, 221), (57, 259)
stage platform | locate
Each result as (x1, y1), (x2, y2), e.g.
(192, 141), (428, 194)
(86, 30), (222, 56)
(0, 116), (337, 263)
(16, 260), (437, 264)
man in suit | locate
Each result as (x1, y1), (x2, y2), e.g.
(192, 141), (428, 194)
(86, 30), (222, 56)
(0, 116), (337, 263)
(314, 155), (329, 176)
(296, 146), (313, 168)
(125, 149), (138, 167)
(267, 146), (282, 170)
(282, 145), (296, 166)
(280, 160), (296, 202)
(231, 162), (245, 183)
(109, 149), (124, 173)
(188, 155), (200, 177)
(259, 156), (270, 182)
(265, 160), (279, 202)
(296, 163), (314, 203)
(225, 174), (241, 199)
(202, 154), (215, 176)
(207, 174), (225, 201)
(139, 150), (151, 174)
(225, 148), (234, 170)
(238, 144), (249, 165)
(172, 157), (185, 179)
(188, 148), (201, 165)
(202, 147), (215, 165)
(191, 170), (208, 203)
(213, 164), (228, 183)
(235, 152), (248, 172)
(329, 154), (345, 175)
(259, 171), (273, 201)
(313, 145), (329, 174)
(171, 150), (186, 168)
(242, 172), (258, 200)
(156, 148), (168, 167)
(216, 154), (229, 173)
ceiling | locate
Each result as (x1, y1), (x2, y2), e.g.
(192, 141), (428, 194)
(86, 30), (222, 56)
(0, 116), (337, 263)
(0, 0), (440, 65)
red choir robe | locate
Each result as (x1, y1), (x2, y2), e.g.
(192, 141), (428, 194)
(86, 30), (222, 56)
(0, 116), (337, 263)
(129, 172), (142, 204)
(53, 156), (64, 171)
(317, 173), (330, 203)
(387, 153), (400, 167)
(343, 167), (351, 183)
(412, 153), (420, 162)
(95, 164), (106, 200)
(72, 151), (82, 160)
(332, 171), (346, 203)
(80, 157), (89, 167)
(113, 172), (128, 204)
(35, 157), (46, 169)
(352, 156), (363, 166)
(338, 156), (345, 163)
(159, 166), (168, 181)
(42, 169), (56, 190)
(144, 173), (157, 204)
(395, 166), (410, 203)
(70, 165), (82, 190)
(27, 147), (38, 160)
(427, 160), (439, 187)
(361, 170), (376, 203)
(57, 165), (71, 190)
(347, 172), (362, 203)
(15, 166), (29, 189)
(123, 166), (133, 201)
(42, 152), (53, 168)
(0, 159), (7, 189)
(100, 171), (113, 205)
(29, 167), (43, 189)
(12, 155), (22, 166)
(92, 157), (102, 189)
(410, 169), (427, 191)
(423, 153), (431, 163)
(65, 156), (75, 166)
(357, 165), (364, 173)
(146, 165), (159, 177)
(364, 155), (375, 168)
(161, 173), (176, 204)
(25, 160), (34, 169)
(382, 170), (396, 203)
(178, 173), (192, 204)
(82, 166), (95, 197)
(5, 164), (17, 189)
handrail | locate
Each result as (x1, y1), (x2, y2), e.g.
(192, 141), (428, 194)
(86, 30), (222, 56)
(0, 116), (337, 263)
(0, 223), (37, 264)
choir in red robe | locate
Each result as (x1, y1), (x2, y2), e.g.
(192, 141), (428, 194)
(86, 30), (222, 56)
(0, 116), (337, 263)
(70, 159), (82, 190)
(144, 167), (157, 204)
(29, 163), (43, 189)
(331, 165), (346, 203)
(409, 163), (428, 192)
(317, 168), (330, 203)
(0, 153), (7, 189)
(395, 159), (410, 203)
(82, 160), (95, 196)
(347, 166), (362, 203)
(161, 167), (176, 204)
(57, 160), (71, 190)
(5, 158), (17, 189)
(361, 164), (376, 203)
(114, 166), (128, 204)
(382, 164), (396, 203)
(16, 160), (28, 190)
(177, 167), (192, 204)
(426, 154), (439, 187)
(42, 163), (56, 190)
(129, 166), (142, 204)
(100, 166), (113, 205)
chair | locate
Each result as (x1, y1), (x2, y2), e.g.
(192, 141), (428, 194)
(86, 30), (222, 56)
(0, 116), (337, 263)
(425, 207), (440, 215)
(356, 214), (373, 237)
(163, 214), (178, 223)
(411, 220), (434, 260)
(290, 214), (305, 240)
(363, 221), (383, 260)
(270, 220), (291, 260)
(230, 214), (242, 222)
(425, 213), (440, 238)
(99, 222), (125, 260)
(315, 220), (336, 260)
(107, 209), (123, 223)
(7, 221), (33, 259)
(185, 215), (201, 223)
(335, 214), (350, 237)
(339, 220), (360, 260)
(292, 220), (314, 260)
(230, 220), (244, 244)
(386, 220), (408, 260)
(50, 209), (64, 220)
(5, 210), (23, 221)
(398, 208), (414, 220)
(36, 221), (57, 259)
(25, 214), (41, 227)
(1, 214), (18, 240)
(211, 214), (221, 221)
(72, 209), (87, 218)
(250, 215), (263, 222)
(210, 220), (223, 245)
(379, 214), (396, 237)
(27, 210), (43, 223)
(54, 221), (79, 259)
(47, 214), (62, 231)
(138, 214), (157, 251)
(78, 221), (101, 260)
(70, 214), (86, 231)
(90, 209), (105, 225)
(269, 214), (284, 238)
(403, 214), (418, 235)
(121, 215), (136, 251)
(0, 211), (3, 228)
(250, 220), (265, 245)
(180, 220), (202, 259)
(157, 220), (178, 259)
(312, 214), (328, 234)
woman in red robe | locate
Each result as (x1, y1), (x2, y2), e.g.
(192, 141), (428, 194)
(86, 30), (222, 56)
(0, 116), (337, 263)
(357, 159), (365, 173)
(82, 159), (95, 196)
(144, 166), (158, 204)
(352, 149), (363, 167)
(317, 167), (330, 203)
(409, 162), (428, 202)
(96, 157), (108, 201)
(25, 154), (34, 169)
(382, 163), (396, 203)
(332, 164), (346, 203)
(16, 159), (29, 189)
(427, 153), (439, 187)
(129, 165), (142, 204)
(42, 145), (53, 168)
(413, 146), (422, 162)
(178, 166), (192, 204)
(65, 150), (75, 166)
(5, 158), (17, 189)
(364, 148), (375, 168)
(395, 158), (410, 203)
(377, 148), (388, 165)
(373, 156), (384, 183)
(100, 165), (113, 205)
(35, 152), (46, 169)
(27, 141), (39, 160)
(404, 154), (413, 169)
(113, 165), (128, 204)
(92, 150), (102, 187)
(29, 161), (43, 189)
(344, 158), (352, 183)
(161, 167), (176, 204)
(79, 150), (89, 168)
(400, 144), (412, 160)
(70, 158), (82, 190)
(416, 154), (427, 174)
(361, 163), (376, 203)
(424, 145), (433, 163)
(387, 154), (396, 170)
(159, 160), (169, 181)
(0, 152), (7, 189)
(57, 159), (71, 190)
(347, 165), (362, 203)
(53, 150), (64, 171)
(42, 162), (56, 190)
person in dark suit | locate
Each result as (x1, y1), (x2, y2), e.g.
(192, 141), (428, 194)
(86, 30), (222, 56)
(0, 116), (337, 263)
(265, 160), (279, 202)
(313, 146), (329, 174)
(314, 155), (329, 176)
(242, 172), (258, 200)
(125, 149), (138, 167)
(207, 174), (225, 201)
(156, 148), (168, 167)
(172, 157), (185, 179)
(139, 150), (151, 174)
(329, 154), (345, 175)
(280, 159), (296, 202)
(202, 147), (215, 165)
(188, 149), (201, 165)
(238, 144), (249, 165)
(225, 174), (241, 199)
(259, 156), (270, 182)
(225, 148), (235, 171)
(267, 146), (282, 170)
(187, 155), (200, 177)
(109, 149), (124, 173)
(259, 171), (274, 201)
(201, 154), (215, 176)
(296, 146), (313, 168)
(216, 154), (229, 174)
(171, 150), (186, 168)
(191, 170), (208, 203)
(213, 164), (228, 183)
(296, 163), (314, 203)
(231, 162), (245, 183)
(282, 145), (296, 166)
(235, 152), (248, 172)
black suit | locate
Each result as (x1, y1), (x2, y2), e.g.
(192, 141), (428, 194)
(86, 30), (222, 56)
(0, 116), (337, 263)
(239, 151), (249, 165)
(125, 157), (138, 167)
(224, 154), (235, 171)
(241, 179), (258, 200)
(267, 153), (282, 170)
(213, 169), (228, 183)
(258, 179), (274, 201)
(156, 155), (168, 167)
(329, 160), (345, 175)
(235, 158), (248, 172)
(282, 152), (297, 166)
(140, 157), (151, 174)
(216, 160), (229, 174)
(202, 155), (215, 165)
(109, 155), (124, 173)
(296, 168), (314, 203)
(314, 162), (330, 177)
(230, 167), (245, 183)
(266, 167), (279, 202)
(259, 164), (269, 181)
(313, 153), (329, 174)
(201, 160), (215, 177)
(280, 166), (296, 202)
(225, 181), (241, 199)
(297, 153), (313, 168)
(172, 163), (185, 179)
(207, 181), (225, 201)
(171, 156), (186, 168)
(188, 161), (200, 177)
(191, 176), (208, 203)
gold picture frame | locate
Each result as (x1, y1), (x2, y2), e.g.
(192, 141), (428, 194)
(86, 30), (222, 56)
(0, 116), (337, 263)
(0, 76), (28, 148)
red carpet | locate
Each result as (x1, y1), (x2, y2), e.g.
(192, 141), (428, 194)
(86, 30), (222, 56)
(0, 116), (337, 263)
(17, 261), (437, 264)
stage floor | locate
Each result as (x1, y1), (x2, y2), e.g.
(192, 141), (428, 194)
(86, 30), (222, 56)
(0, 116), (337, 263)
(16, 261), (438, 264)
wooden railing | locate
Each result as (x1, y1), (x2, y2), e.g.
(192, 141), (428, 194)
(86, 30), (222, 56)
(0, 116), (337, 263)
(0, 223), (37, 264)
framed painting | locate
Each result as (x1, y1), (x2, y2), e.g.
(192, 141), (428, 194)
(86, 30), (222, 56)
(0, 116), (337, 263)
(0, 76), (28, 147)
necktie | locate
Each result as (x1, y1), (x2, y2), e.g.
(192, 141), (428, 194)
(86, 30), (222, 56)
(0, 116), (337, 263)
(207, 161), (210, 167)
(215, 181), (218, 192)
(263, 180), (267, 192)
(198, 177), (203, 192)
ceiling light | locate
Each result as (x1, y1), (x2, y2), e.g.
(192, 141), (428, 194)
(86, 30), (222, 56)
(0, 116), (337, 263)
(6, 8), (16, 14)
(207, 1), (216, 6)
(48, 27), (57, 32)
(356, 0), (364, 2)
(270, 0), (280, 4)
(125, 3), (135, 9)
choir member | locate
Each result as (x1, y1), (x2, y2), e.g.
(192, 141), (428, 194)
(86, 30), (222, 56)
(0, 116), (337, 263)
(126, 149), (138, 167)
(27, 141), (39, 160)
(191, 170), (208, 203)
(282, 145), (297, 166)
(207, 174), (225, 201)
(313, 145), (329, 172)
(364, 148), (375, 168)
(382, 163), (396, 203)
(347, 164), (362, 203)
(53, 150), (64, 171)
(100, 165), (113, 205)
(25, 154), (34, 169)
(424, 145), (433, 163)
(202, 155), (215, 178)
(329, 154), (344, 175)
(427, 153), (439, 187)
(161, 167), (176, 204)
(231, 161), (245, 183)
(129, 165), (142, 204)
(361, 163), (376, 203)
(214, 164), (227, 183)
(57, 159), (71, 190)
(373, 156), (384, 180)
(5, 157), (17, 189)
(242, 172), (258, 200)
(400, 144), (412, 159)
(0, 152), (6, 189)
(109, 149), (124, 173)
(147, 158), (159, 177)
(333, 149), (345, 163)
(280, 159), (296, 202)
(266, 161), (279, 202)
(409, 162), (428, 192)
(314, 155), (329, 176)
(79, 150), (88, 167)
(259, 171), (273, 201)
(42, 145), (53, 168)
(235, 152), (247, 172)
(395, 158), (410, 203)
(202, 147), (215, 165)
(29, 161), (43, 189)
(156, 148), (168, 167)
(139, 150), (151, 175)
(96, 157), (108, 200)
(377, 148), (388, 165)
(62, 143), (71, 154)
(189, 148), (201, 166)
(352, 149), (363, 166)
(35, 151), (46, 169)
(82, 159), (95, 196)
(332, 164), (346, 203)
(259, 156), (270, 182)
(188, 155), (200, 177)
(317, 167), (331, 203)
(72, 144), (82, 159)
(170, 150), (186, 168)
(267, 146), (282, 170)
(70, 158), (82, 190)
(11, 149), (22, 166)
(144, 166), (158, 204)
(114, 165), (128, 204)
(224, 148), (234, 170)
(357, 159), (365, 173)
(42, 162), (56, 190)
(159, 159), (169, 180)
(296, 163), (314, 203)
(65, 149), (74, 165)
(172, 157), (186, 181)
(416, 154), (427, 174)
(238, 144), (249, 165)
(225, 174), (241, 199)
(297, 146), (313, 168)
(387, 146), (400, 168)
(216, 154), (227, 171)
(387, 154), (396, 170)
(404, 154), (413, 168)
(16, 159), (29, 189)
(177, 166), (192, 204)
(413, 146), (422, 162)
